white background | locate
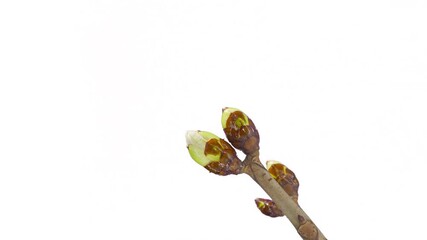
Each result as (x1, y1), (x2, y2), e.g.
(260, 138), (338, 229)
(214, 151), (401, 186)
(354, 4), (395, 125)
(1, 1), (426, 239)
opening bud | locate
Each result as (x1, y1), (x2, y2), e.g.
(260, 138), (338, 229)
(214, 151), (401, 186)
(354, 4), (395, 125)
(186, 130), (242, 175)
(254, 198), (284, 218)
(266, 160), (299, 203)
(221, 107), (260, 155)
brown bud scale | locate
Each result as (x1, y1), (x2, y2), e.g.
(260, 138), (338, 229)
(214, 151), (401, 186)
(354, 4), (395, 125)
(254, 198), (284, 217)
(204, 138), (242, 175)
(268, 163), (299, 203)
(223, 111), (259, 155)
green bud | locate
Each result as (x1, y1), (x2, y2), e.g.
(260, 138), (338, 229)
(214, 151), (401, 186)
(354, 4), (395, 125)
(186, 130), (242, 175)
(267, 160), (299, 203)
(254, 198), (283, 218)
(221, 107), (259, 155)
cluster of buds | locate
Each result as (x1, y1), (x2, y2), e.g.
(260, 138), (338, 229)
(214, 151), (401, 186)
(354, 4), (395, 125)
(186, 107), (325, 240)
(186, 108), (299, 216)
(186, 107), (259, 175)
(255, 160), (299, 218)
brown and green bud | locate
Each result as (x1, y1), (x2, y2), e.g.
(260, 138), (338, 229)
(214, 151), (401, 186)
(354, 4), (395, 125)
(221, 107), (260, 155)
(267, 160), (299, 203)
(186, 130), (243, 175)
(254, 198), (284, 217)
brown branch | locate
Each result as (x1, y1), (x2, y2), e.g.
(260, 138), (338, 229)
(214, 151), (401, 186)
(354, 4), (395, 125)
(243, 152), (327, 240)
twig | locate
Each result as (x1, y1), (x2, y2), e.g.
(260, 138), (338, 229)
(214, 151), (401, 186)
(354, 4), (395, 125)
(186, 108), (328, 240)
(243, 151), (327, 240)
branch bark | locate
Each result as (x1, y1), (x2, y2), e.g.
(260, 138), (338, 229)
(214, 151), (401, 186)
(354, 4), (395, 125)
(243, 152), (327, 240)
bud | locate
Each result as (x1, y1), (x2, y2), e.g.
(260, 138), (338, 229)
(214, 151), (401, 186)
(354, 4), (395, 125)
(186, 130), (243, 175)
(221, 107), (260, 155)
(267, 160), (299, 203)
(254, 198), (283, 217)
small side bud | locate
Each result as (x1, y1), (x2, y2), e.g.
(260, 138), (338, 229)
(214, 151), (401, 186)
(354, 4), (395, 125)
(254, 198), (284, 217)
(267, 160), (299, 203)
(186, 130), (242, 175)
(221, 107), (260, 155)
